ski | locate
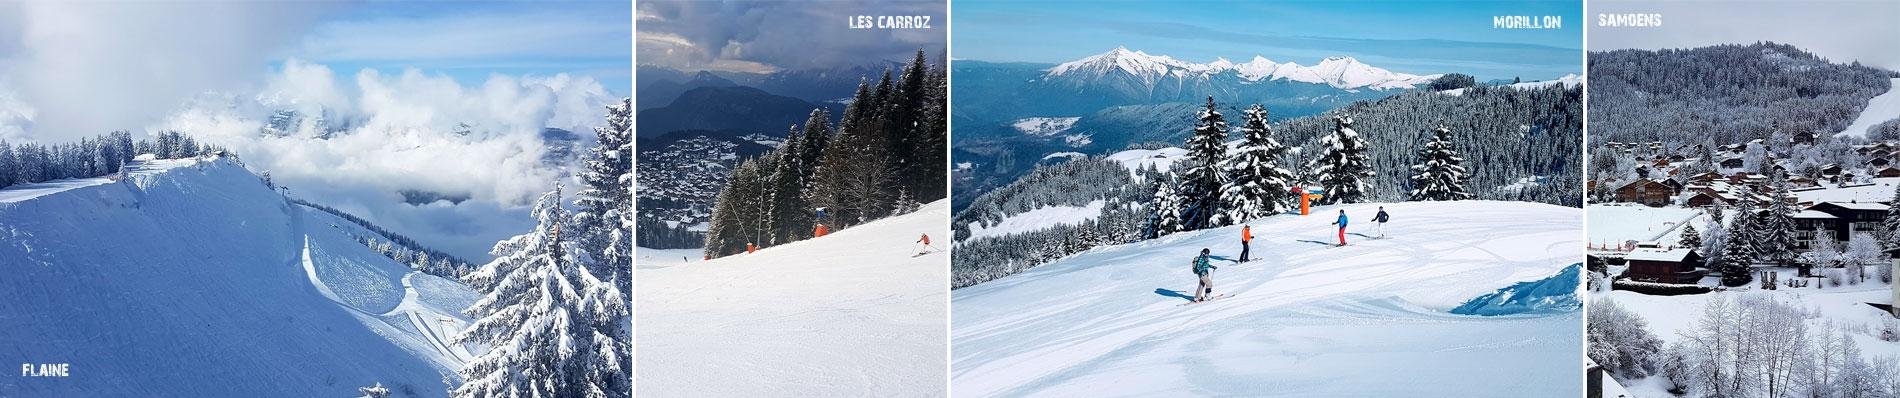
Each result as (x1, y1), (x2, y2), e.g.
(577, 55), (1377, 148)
(1178, 293), (1232, 306)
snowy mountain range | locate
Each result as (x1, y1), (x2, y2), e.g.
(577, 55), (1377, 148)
(1045, 46), (1441, 92)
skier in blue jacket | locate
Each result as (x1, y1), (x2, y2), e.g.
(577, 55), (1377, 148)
(1192, 248), (1218, 302)
(1330, 209), (1348, 246)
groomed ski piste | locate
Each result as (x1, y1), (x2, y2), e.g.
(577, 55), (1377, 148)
(0, 156), (478, 396)
(952, 200), (1583, 397)
(636, 200), (950, 397)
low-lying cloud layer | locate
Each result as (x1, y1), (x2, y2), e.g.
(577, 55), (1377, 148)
(0, 2), (628, 262)
(154, 60), (615, 260)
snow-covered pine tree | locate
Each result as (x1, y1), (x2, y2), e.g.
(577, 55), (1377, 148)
(1311, 115), (1375, 204)
(703, 158), (769, 258)
(573, 97), (633, 288)
(766, 124), (814, 245)
(1719, 200), (1758, 286)
(1408, 125), (1473, 201)
(915, 57), (949, 203)
(1679, 223), (1701, 250)
(1148, 175), (1185, 238)
(1757, 175), (1797, 265)
(1883, 183), (1900, 248)
(1178, 96), (1230, 230)
(1215, 104), (1296, 224)
(889, 49), (934, 202)
(811, 79), (897, 226)
(454, 184), (629, 398)
(0, 141), (16, 188)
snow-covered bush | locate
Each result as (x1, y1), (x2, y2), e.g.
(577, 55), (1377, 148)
(358, 383), (390, 398)
(1659, 342), (1692, 395)
(1825, 268), (1846, 287)
(1588, 298), (1664, 378)
(1883, 319), (1900, 343)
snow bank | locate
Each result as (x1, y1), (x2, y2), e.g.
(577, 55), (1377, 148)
(637, 200), (949, 396)
(1452, 264), (1583, 316)
(952, 200), (1582, 397)
(0, 157), (476, 396)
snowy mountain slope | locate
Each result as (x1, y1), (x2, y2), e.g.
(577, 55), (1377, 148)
(1837, 78), (1900, 138)
(1441, 73), (1583, 96)
(637, 200), (950, 397)
(952, 200), (1582, 397)
(0, 156), (478, 396)
(1046, 47), (1440, 91)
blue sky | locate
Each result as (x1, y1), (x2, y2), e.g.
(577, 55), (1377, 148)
(953, 0), (1582, 80)
(298, 1), (631, 92)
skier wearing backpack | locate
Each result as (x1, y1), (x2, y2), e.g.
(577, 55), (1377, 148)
(1373, 207), (1390, 238)
(1330, 209), (1348, 246)
(1238, 225), (1253, 262)
(1192, 248), (1218, 302)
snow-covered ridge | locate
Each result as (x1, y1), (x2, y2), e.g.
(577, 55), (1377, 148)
(0, 156), (477, 396)
(1441, 73), (1583, 96)
(1046, 46), (1442, 90)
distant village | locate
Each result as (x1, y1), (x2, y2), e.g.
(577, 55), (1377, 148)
(1589, 132), (1900, 288)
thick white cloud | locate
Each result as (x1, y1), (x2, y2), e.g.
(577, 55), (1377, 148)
(2, 1), (332, 142)
(155, 61), (617, 260)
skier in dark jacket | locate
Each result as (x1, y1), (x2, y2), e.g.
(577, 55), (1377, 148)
(1373, 207), (1390, 238)
(1192, 248), (1218, 302)
(1330, 209), (1349, 246)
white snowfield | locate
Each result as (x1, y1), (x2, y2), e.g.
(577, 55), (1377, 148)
(0, 156), (478, 396)
(637, 200), (950, 397)
(1837, 78), (1900, 138)
(952, 200), (1583, 397)
(965, 200), (1106, 241)
(1586, 204), (1708, 246)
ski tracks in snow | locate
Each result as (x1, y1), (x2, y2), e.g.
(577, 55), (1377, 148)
(952, 201), (1583, 397)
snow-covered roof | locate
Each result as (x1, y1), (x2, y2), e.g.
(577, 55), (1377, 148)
(1793, 210), (1838, 219)
(1822, 201), (1890, 211)
(1792, 178), (1900, 203)
(1625, 248), (1695, 262)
